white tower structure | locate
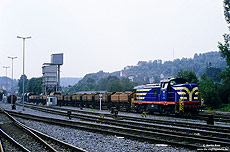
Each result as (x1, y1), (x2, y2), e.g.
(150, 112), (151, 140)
(51, 53), (63, 92)
(42, 64), (57, 95)
(42, 53), (63, 95)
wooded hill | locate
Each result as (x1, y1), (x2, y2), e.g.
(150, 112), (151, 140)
(81, 51), (226, 85)
(64, 51), (226, 94)
(121, 51), (226, 84)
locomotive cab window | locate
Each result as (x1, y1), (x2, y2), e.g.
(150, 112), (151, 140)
(170, 81), (176, 86)
(163, 83), (168, 89)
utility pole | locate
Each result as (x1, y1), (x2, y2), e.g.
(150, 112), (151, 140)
(3, 66), (10, 90)
(8, 56), (17, 106)
(3, 66), (10, 104)
(17, 36), (31, 111)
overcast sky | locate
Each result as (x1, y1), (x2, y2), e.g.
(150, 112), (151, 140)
(0, 0), (229, 79)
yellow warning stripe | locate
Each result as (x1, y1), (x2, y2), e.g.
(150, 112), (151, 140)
(136, 97), (145, 99)
(137, 89), (151, 92)
(173, 87), (198, 101)
(177, 92), (186, 95)
(136, 93), (147, 96)
(180, 97), (187, 100)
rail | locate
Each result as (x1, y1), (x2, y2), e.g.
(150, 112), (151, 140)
(6, 109), (230, 150)
(0, 108), (86, 152)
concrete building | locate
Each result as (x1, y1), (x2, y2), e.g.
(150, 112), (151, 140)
(42, 64), (57, 94)
(42, 53), (63, 95)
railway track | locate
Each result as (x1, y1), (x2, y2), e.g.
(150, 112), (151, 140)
(148, 112), (230, 123)
(22, 104), (230, 133)
(197, 112), (230, 123)
(19, 101), (230, 123)
(0, 108), (85, 152)
(0, 139), (3, 152)
(117, 107), (230, 123)
(0, 128), (30, 152)
(127, 107), (230, 123)
(7, 104), (230, 150)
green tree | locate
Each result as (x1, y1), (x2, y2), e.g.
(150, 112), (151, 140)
(18, 74), (29, 94)
(176, 70), (199, 84)
(95, 78), (108, 91)
(198, 74), (222, 109)
(205, 66), (222, 82)
(26, 77), (42, 95)
(120, 77), (137, 91)
(154, 75), (160, 83)
(217, 0), (230, 105)
(86, 77), (96, 90)
(105, 76), (122, 92)
(106, 79), (122, 92)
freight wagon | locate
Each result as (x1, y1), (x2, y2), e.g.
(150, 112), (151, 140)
(25, 78), (203, 115)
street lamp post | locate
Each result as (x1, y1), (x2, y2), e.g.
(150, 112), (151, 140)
(17, 36), (31, 111)
(3, 66), (10, 104)
(8, 56), (17, 106)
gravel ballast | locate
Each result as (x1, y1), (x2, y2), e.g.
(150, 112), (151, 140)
(16, 118), (192, 152)
(0, 103), (196, 151)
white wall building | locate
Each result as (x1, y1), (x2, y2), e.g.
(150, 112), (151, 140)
(42, 53), (63, 95)
(42, 64), (57, 94)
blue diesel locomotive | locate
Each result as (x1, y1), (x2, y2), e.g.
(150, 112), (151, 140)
(134, 78), (202, 115)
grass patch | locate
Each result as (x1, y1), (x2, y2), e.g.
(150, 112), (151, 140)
(204, 104), (230, 112)
(216, 104), (230, 112)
